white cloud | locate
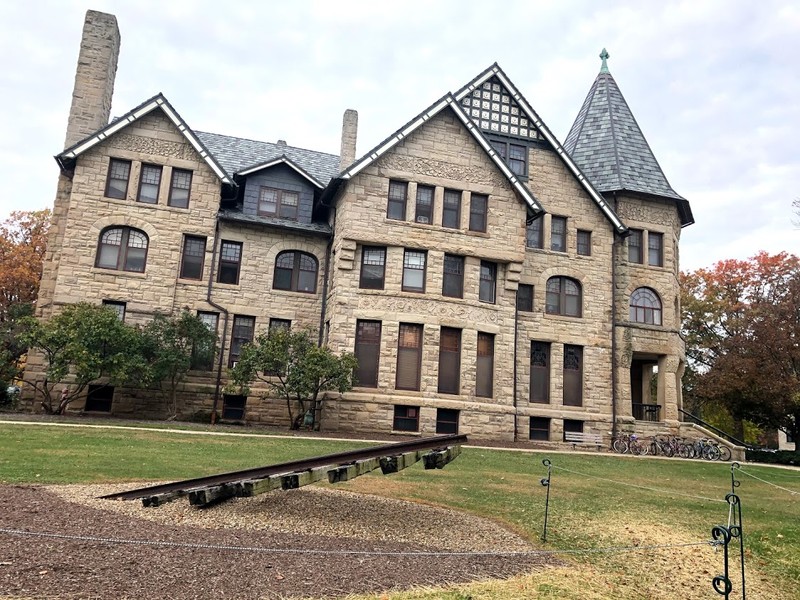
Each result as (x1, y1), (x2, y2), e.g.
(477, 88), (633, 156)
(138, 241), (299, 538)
(1, 0), (797, 271)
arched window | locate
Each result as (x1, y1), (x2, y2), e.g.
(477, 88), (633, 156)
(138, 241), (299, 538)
(630, 287), (662, 325)
(273, 251), (318, 293)
(95, 226), (148, 272)
(545, 276), (581, 317)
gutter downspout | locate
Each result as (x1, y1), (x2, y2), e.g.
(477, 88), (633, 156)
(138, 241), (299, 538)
(207, 214), (230, 425)
(610, 193), (619, 441)
(318, 209), (335, 346)
(512, 290), (519, 442)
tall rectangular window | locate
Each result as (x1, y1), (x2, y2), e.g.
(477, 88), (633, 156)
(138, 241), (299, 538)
(469, 193), (488, 232)
(402, 249), (427, 293)
(387, 180), (408, 220)
(526, 218), (543, 249)
(218, 241), (242, 285)
(517, 284), (533, 312)
(415, 184), (434, 224)
(105, 158), (131, 199)
(529, 417), (550, 441)
(180, 235), (206, 280)
(137, 164), (162, 204)
(355, 320), (381, 388)
(648, 232), (664, 267)
(396, 323), (423, 391)
(437, 327), (461, 395)
(436, 409), (460, 434)
(530, 341), (550, 403)
(551, 216), (567, 252)
(563, 345), (583, 407)
(442, 254), (464, 299)
(577, 230), (592, 256)
(393, 405), (419, 432)
(360, 246), (386, 289)
(476, 332), (494, 398)
(442, 189), (461, 229)
(102, 300), (126, 322)
(192, 311), (218, 370)
(168, 169), (192, 208)
(229, 315), (255, 367)
(479, 261), (496, 304)
(628, 229), (643, 263)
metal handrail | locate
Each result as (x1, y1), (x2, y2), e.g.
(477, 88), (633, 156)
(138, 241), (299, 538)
(678, 408), (751, 448)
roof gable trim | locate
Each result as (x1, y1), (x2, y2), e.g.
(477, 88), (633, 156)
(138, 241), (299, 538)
(455, 65), (627, 234)
(56, 94), (233, 185)
(339, 94), (542, 214)
(237, 155), (325, 188)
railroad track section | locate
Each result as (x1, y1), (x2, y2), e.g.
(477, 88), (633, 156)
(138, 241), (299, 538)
(100, 434), (467, 508)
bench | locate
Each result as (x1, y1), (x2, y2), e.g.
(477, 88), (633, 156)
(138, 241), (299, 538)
(564, 431), (604, 450)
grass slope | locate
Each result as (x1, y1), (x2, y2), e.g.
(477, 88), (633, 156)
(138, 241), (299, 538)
(1, 423), (798, 599)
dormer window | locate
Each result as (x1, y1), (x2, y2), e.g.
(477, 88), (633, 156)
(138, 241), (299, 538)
(258, 186), (299, 220)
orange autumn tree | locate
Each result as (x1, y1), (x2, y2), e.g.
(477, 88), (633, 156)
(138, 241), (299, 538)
(681, 251), (800, 444)
(0, 209), (50, 321)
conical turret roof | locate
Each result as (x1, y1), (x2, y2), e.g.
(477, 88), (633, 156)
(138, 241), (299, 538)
(564, 50), (693, 226)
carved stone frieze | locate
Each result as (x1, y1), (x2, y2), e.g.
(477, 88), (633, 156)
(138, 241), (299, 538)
(358, 295), (503, 324)
(617, 203), (677, 228)
(379, 155), (505, 187)
(107, 133), (195, 160)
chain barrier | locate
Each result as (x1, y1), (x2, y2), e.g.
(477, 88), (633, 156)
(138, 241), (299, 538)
(0, 526), (713, 558)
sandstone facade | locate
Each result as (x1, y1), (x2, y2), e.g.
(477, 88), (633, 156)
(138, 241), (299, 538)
(25, 11), (692, 447)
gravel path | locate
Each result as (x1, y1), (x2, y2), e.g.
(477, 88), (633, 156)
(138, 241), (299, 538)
(0, 484), (553, 599)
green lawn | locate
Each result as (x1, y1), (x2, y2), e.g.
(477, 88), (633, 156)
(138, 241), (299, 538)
(1, 422), (798, 599)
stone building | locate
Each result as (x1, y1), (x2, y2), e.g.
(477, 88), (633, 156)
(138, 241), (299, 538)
(28, 11), (693, 444)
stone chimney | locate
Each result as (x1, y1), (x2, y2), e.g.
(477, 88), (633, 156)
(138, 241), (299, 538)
(339, 109), (358, 171)
(63, 10), (121, 149)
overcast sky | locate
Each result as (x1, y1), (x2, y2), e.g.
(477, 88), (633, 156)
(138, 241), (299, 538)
(1, 0), (797, 271)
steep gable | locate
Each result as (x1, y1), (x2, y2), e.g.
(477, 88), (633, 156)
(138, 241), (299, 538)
(55, 94), (232, 186)
(454, 64), (627, 235)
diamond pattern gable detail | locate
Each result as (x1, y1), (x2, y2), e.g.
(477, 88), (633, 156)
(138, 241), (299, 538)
(459, 76), (544, 141)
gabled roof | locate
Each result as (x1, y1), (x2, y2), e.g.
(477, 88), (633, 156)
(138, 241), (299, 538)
(196, 131), (340, 186)
(564, 53), (694, 226)
(236, 155), (325, 189)
(337, 93), (544, 215)
(55, 94), (233, 185)
(454, 64), (628, 234)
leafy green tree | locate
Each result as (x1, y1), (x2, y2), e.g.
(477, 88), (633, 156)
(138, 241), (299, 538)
(140, 311), (217, 418)
(228, 328), (357, 430)
(1, 303), (33, 406)
(21, 302), (148, 414)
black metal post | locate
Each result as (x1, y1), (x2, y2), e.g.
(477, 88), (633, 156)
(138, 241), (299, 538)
(712, 524), (733, 599)
(540, 458), (552, 542)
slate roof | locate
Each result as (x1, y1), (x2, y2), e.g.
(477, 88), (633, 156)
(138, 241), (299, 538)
(195, 131), (340, 186)
(218, 209), (331, 236)
(564, 68), (693, 226)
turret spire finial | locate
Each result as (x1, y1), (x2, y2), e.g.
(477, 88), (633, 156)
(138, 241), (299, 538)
(599, 48), (610, 73)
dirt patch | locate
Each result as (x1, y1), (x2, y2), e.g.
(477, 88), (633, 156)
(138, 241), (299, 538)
(0, 484), (550, 599)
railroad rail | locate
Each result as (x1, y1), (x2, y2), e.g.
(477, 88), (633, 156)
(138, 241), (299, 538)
(100, 434), (467, 507)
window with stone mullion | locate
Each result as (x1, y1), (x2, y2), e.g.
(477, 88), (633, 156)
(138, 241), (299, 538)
(476, 332), (494, 398)
(442, 189), (461, 228)
(402, 249), (426, 293)
(437, 327), (461, 394)
(442, 254), (464, 298)
(415, 185), (434, 224)
(355, 320), (381, 388)
(137, 164), (162, 204)
(479, 261), (496, 303)
(360, 246), (386, 289)
(387, 180), (408, 220)
(396, 323), (423, 391)
(563, 345), (583, 407)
